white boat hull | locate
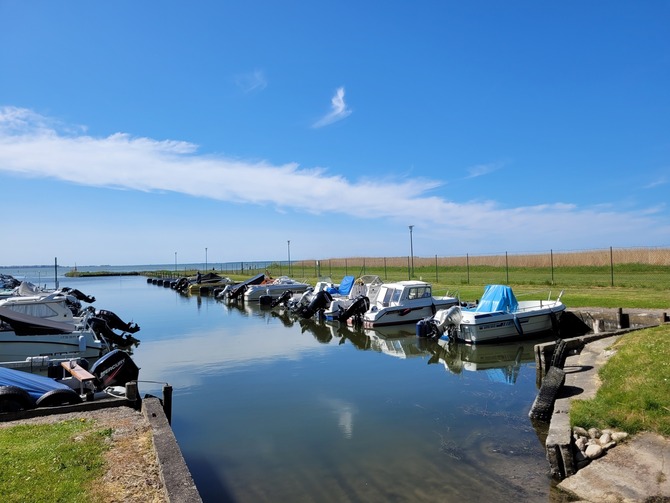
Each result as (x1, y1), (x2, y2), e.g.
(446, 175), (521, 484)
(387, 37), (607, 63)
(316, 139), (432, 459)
(0, 330), (107, 361)
(243, 282), (311, 302)
(362, 298), (457, 327)
(453, 302), (565, 344)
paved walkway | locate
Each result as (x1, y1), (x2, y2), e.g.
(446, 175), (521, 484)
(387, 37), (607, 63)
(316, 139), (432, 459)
(554, 334), (670, 502)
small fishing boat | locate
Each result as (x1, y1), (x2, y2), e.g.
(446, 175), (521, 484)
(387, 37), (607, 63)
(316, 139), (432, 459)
(323, 275), (384, 321)
(342, 280), (458, 328)
(243, 276), (312, 302)
(0, 285), (140, 361)
(417, 284), (565, 344)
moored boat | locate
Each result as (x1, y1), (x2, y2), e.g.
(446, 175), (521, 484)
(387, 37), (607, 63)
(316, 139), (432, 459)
(342, 280), (458, 327)
(417, 284), (565, 344)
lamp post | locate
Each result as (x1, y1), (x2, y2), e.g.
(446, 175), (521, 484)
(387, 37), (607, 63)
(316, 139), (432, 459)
(409, 225), (414, 278)
(287, 240), (291, 276)
(205, 247), (208, 271)
(174, 251), (177, 273)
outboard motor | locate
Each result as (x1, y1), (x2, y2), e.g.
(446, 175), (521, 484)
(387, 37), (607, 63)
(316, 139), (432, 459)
(90, 349), (140, 389)
(339, 295), (370, 323)
(96, 309), (140, 333)
(416, 318), (439, 338)
(295, 290), (332, 319)
(61, 287), (96, 304)
(269, 289), (293, 308)
(88, 316), (140, 348)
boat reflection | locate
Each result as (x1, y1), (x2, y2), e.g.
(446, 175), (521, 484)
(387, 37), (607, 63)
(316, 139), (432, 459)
(426, 335), (556, 384)
(307, 319), (432, 359)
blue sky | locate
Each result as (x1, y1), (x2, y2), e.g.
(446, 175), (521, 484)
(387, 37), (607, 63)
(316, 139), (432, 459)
(1, 1), (668, 267)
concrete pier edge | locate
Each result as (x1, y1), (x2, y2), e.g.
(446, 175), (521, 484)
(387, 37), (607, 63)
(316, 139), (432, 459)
(142, 396), (203, 503)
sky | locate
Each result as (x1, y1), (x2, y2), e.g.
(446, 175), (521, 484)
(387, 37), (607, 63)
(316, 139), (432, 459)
(1, 1), (669, 267)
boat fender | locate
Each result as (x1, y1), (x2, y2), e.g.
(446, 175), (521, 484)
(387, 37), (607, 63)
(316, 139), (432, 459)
(79, 334), (86, 352)
(513, 315), (524, 336)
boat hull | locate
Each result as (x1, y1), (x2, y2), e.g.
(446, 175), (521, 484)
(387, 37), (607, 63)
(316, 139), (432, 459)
(362, 298), (458, 327)
(244, 283), (311, 302)
(453, 305), (565, 344)
(0, 330), (107, 361)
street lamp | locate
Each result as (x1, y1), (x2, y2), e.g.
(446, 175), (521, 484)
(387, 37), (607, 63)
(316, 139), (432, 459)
(205, 247), (208, 271)
(409, 225), (414, 277)
(287, 240), (291, 276)
(174, 251), (177, 273)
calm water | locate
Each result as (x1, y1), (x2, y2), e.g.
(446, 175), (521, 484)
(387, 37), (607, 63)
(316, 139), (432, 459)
(4, 269), (563, 502)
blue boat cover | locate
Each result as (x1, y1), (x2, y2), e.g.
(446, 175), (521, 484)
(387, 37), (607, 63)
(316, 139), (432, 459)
(0, 366), (71, 401)
(474, 285), (519, 313)
(327, 276), (355, 296)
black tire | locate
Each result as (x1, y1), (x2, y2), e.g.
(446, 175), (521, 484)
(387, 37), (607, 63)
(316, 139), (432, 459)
(529, 366), (565, 420)
(550, 339), (568, 369)
(0, 385), (35, 412)
(36, 388), (82, 408)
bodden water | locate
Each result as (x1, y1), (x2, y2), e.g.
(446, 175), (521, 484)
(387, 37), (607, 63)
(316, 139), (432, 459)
(3, 266), (564, 502)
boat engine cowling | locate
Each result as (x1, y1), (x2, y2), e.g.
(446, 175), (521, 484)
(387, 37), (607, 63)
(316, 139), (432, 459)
(90, 349), (140, 390)
(96, 309), (140, 333)
(295, 290), (332, 319)
(339, 295), (370, 323)
(417, 306), (462, 339)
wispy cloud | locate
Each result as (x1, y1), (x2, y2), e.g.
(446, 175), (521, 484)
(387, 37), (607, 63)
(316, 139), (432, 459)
(643, 175), (667, 189)
(1, 107), (668, 255)
(312, 87), (352, 128)
(466, 162), (502, 179)
(234, 69), (267, 93)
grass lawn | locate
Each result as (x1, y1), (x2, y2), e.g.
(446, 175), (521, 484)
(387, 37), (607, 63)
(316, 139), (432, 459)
(0, 419), (111, 503)
(570, 324), (670, 436)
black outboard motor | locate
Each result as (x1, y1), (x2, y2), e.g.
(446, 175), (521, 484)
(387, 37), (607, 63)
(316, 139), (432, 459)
(96, 309), (140, 333)
(339, 295), (370, 324)
(62, 287), (96, 304)
(90, 349), (140, 389)
(295, 290), (333, 319)
(268, 289), (293, 308)
(416, 318), (438, 338)
(88, 316), (140, 348)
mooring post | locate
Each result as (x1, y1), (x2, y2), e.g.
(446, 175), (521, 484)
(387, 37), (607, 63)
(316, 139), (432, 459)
(126, 381), (141, 410)
(163, 384), (173, 425)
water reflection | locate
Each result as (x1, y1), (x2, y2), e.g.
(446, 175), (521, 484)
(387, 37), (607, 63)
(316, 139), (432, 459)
(4, 274), (562, 502)
(426, 335), (555, 384)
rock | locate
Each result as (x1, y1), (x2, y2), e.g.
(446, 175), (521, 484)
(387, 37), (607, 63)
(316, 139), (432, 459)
(573, 426), (589, 438)
(601, 441), (616, 451)
(585, 443), (604, 459)
(588, 427), (601, 439)
(575, 436), (588, 451)
(599, 432), (612, 445)
(612, 431), (628, 442)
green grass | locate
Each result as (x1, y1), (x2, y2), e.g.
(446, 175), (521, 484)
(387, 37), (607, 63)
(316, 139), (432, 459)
(570, 324), (670, 436)
(0, 419), (111, 503)
(148, 263), (670, 309)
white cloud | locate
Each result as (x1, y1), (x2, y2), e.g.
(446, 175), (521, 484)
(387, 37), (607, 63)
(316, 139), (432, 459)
(312, 87), (352, 128)
(466, 162), (502, 178)
(0, 106), (668, 260)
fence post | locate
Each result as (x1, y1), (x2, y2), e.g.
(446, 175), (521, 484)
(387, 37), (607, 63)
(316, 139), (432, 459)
(505, 252), (509, 284)
(467, 254), (470, 284)
(610, 246), (614, 287)
(551, 249), (554, 285)
(435, 255), (438, 283)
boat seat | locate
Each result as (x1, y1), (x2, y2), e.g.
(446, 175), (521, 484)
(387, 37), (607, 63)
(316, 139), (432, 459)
(61, 360), (96, 395)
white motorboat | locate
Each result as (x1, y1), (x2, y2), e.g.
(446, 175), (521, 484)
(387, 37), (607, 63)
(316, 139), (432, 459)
(323, 275), (384, 321)
(0, 285), (140, 362)
(417, 284), (565, 344)
(343, 280), (458, 328)
(243, 276), (312, 302)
